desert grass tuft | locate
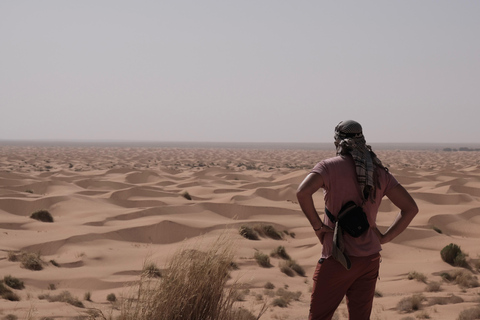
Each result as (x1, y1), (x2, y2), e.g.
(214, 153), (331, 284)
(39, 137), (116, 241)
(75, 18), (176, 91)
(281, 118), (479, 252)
(440, 243), (467, 267)
(407, 271), (427, 283)
(279, 260), (305, 277)
(254, 224), (283, 240)
(30, 209), (54, 223)
(270, 246), (290, 260)
(107, 293), (117, 302)
(142, 261), (162, 278)
(38, 290), (84, 308)
(0, 282), (20, 301)
(119, 234), (266, 320)
(396, 294), (425, 313)
(425, 281), (442, 292)
(458, 306), (480, 320)
(428, 294), (463, 306)
(181, 191), (192, 200)
(239, 225), (259, 240)
(441, 269), (480, 288)
(3, 275), (24, 290)
(254, 251), (272, 268)
(10, 251), (44, 271)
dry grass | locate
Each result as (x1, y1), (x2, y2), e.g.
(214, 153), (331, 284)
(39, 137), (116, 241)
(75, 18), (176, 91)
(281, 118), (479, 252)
(30, 209), (54, 222)
(396, 294), (425, 313)
(441, 269), (480, 288)
(38, 290), (84, 308)
(254, 251), (272, 268)
(407, 271), (427, 283)
(458, 306), (480, 320)
(119, 234), (266, 320)
(8, 251), (44, 271)
(425, 281), (442, 292)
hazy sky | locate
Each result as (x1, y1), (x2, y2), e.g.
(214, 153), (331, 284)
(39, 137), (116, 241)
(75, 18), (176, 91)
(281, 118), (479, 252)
(1, 1), (479, 144)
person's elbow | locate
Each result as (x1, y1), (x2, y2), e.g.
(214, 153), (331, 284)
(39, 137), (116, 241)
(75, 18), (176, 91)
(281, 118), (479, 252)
(296, 186), (311, 202)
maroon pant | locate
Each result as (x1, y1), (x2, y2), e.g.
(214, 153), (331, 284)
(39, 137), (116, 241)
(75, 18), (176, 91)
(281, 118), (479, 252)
(309, 253), (380, 320)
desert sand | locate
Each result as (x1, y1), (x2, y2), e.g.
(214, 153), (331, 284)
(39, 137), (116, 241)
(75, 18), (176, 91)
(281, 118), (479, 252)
(1, 143), (480, 320)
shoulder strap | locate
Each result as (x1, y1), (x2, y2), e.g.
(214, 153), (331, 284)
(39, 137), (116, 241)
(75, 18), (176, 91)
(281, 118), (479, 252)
(324, 207), (336, 223)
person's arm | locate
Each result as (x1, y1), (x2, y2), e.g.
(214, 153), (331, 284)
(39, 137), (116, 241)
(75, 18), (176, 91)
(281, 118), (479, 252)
(375, 184), (418, 244)
(296, 173), (333, 243)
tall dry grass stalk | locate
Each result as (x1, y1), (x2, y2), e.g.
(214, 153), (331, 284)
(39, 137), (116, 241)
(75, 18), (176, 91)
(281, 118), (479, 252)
(119, 234), (266, 320)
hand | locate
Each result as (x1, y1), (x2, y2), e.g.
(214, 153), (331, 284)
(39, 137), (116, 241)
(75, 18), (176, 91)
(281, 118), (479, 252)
(315, 225), (334, 244)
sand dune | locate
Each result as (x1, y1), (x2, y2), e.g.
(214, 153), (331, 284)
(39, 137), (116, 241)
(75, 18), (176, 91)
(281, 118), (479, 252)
(1, 145), (480, 319)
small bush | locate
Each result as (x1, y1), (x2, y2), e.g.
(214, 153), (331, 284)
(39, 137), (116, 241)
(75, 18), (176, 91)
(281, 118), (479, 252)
(272, 297), (288, 308)
(428, 294), (463, 306)
(254, 251), (272, 268)
(279, 260), (305, 277)
(396, 294), (425, 312)
(374, 290), (383, 297)
(432, 226), (442, 234)
(441, 243), (467, 267)
(107, 293), (117, 302)
(50, 259), (60, 267)
(0, 282), (20, 301)
(19, 252), (44, 271)
(48, 283), (56, 290)
(39, 291), (84, 308)
(254, 225), (283, 240)
(7, 251), (17, 262)
(181, 191), (192, 200)
(441, 269), (479, 288)
(264, 282), (275, 290)
(458, 306), (480, 320)
(239, 225), (259, 240)
(270, 246), (291, 260)
(3, 315), (18, 320)
(30, 209), (54, 223)
(275, 287), (301, 304)
(407, 271), (427, 283)
(84, 291), (91, 301)
(4, 275), (24, 290)
(143, 262), (162, 278)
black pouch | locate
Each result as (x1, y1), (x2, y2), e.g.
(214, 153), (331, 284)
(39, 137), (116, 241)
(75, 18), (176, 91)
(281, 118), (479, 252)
(326, 201), (370, 238)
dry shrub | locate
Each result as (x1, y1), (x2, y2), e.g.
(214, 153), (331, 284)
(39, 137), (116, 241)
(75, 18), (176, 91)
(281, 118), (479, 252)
(4, 275), (24, 290)
(458, 306), (480, 320)
(119, 235), (266, 320)
(279, 260), (305, 277)
(9, 251), (44, 271)
(441, 269), (480, 288)
(253, 224), (283, 240)
(428, 294), (463, 306)
(239, 225), (259, 240)
(407, 271), (427, 283)
(396, 294), (425, 313)
(38, 290), (84, 308)
(0, 282), (20, 301)
(441, 243), (467, 267)
(30, 209), (54, 223)
(254, 251), (272, 268)
(270, 246), (290, 260)
(142, 261), (162, 278)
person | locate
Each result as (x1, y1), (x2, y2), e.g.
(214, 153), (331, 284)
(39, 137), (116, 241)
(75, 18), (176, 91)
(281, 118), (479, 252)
(296, 120), (418, 320)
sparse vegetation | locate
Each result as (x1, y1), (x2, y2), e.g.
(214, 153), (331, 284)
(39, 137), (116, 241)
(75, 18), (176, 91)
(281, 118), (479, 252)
(38, 290), (84, 308)
(458, 306), (480, 320)
(0, 282), (20, 301)
(3, 275), (24, 290)
(143, 261), (162, 278)
(407, 271), (427, 283)
(3, 315), (18, 320)
(50, 259), (60, 267)
(119, 235), (266, 320)
(254, 224), (283, 240)
(254, 251), (272, 268)
(48, 283), (56, 290)
(441, 243), (467, 267)
(428, 294), (463, 306)
(30, 209), (54, 223)
(441, 269), (479, 288)
(107, 293), (117, 302)
(279, 260), (305, 277)
(9, 251), (45, 271)
(239, 225), (259, 240)
(432, 226), (442, 234)
(84, 291), (91, 301)
(270, 246), (291, 260)
(396, 294), (425, 313)
(264, 282), (275, 290)
(181, 191), (192, 200)
(271, 288), (302, 308)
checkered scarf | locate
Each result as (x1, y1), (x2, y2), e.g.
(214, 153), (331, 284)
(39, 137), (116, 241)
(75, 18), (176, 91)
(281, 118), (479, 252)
(334, 120), (384, 202)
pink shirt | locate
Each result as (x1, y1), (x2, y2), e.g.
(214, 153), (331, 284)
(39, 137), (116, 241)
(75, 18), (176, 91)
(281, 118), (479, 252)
(311, 155), (399, 258)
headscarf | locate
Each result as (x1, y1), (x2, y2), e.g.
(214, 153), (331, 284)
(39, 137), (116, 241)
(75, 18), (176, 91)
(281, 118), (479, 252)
(334, 120), (384, 202)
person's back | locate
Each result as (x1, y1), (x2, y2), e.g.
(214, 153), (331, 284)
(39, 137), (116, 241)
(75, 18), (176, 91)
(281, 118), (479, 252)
(296, 120), (418, 320)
